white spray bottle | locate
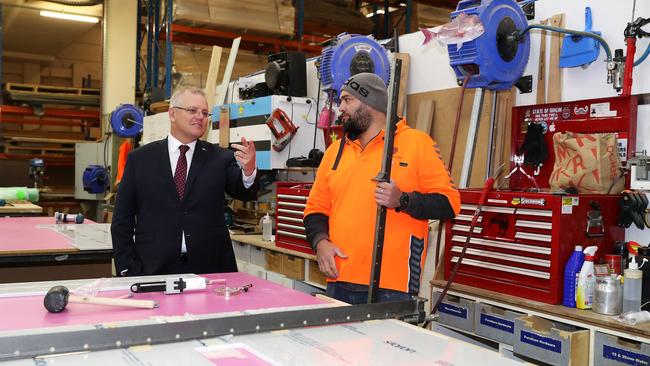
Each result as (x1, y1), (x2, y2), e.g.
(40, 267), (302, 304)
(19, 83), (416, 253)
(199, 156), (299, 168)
(576, 246), (598, 309)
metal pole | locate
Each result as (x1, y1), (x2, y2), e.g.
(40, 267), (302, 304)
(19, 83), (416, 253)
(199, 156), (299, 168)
(296, 0), (304, 42)
(384, 0), (390, 39)
(135, 0), (142, 93)
(146, 0), (153, 92)
(368, 58), (402, 303)
(405, 0), (412, 34)
(486, 91), (498, 180)
(164, 0), (173, 98)
(459, 88), (485, 188)
(153, 0), (160, 88)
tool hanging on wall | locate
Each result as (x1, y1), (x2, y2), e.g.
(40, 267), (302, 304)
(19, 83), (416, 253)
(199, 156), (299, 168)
(559, 7), (602, 68)
(266, 108), (298, 152)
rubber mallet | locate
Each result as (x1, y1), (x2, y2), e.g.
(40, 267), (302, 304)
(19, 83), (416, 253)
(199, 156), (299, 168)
(44, 285), (158, 313)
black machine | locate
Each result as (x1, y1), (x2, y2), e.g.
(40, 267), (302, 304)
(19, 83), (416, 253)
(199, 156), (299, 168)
(264, 51), (307, 97)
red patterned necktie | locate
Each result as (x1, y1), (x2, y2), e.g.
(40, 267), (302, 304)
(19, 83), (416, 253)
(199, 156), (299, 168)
(174, 145), (190, 200)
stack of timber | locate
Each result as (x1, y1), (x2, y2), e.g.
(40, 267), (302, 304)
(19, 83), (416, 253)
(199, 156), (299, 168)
(304, 0), (374, 37)
(4, 83), (100, 107)
(174, 0), (295, 37)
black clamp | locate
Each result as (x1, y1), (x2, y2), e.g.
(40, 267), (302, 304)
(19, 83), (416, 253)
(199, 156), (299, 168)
(618, 190), (649, 230)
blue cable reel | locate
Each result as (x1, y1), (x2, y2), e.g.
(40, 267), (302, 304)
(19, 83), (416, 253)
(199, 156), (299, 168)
(83, 165), (109, 194)
(448, 0), (531, 90)
(110, 104), (144, 137)
(319, 33), (392, 99)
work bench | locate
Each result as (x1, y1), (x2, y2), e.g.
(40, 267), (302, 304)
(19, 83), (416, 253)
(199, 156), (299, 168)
(0, 217), (113, 283)
(430, 280), (650, 366)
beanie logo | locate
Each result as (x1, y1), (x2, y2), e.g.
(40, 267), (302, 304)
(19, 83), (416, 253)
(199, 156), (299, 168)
(344, 79), (370, 98)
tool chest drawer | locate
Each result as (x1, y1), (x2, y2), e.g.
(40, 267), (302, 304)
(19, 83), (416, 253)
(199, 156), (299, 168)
(444, 190), (623, 304)
(275, 182), (313, 254)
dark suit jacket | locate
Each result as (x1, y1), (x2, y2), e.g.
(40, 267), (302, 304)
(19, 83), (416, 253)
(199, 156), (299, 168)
(111, 138), (259, 276)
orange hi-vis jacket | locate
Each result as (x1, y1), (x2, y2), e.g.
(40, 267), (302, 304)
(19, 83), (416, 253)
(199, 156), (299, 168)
(304, 119), (460, 294)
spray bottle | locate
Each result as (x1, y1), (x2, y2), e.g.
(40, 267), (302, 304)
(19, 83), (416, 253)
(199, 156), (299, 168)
(576, 246), (598, 310)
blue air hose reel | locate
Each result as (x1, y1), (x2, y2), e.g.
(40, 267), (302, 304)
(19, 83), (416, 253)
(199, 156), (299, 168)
(319, 33), (392, 97)
(448, 0), (531, 90)
(110, 104), (144, 137)
(83, 165), (109, 194)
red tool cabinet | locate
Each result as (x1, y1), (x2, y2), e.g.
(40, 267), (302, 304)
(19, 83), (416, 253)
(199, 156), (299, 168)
(444, 190), (624, 304)
(443, 96), (635, 304)
(275, 182), (314, 254)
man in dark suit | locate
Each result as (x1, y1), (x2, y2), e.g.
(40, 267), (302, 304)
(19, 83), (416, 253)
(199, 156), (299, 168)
(111, 86), (258, 276)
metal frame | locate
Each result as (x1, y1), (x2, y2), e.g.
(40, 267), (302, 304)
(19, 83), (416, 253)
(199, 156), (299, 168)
(0, 298), (424, 361)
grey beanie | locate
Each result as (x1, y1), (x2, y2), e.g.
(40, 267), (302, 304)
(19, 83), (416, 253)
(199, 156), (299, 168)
(340, 73), (388, 114)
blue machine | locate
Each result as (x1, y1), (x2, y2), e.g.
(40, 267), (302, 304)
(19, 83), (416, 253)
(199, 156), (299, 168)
(82, 165), (109, 194)
(110, 104), (144, 137)
(319, 33), (392, 97)
(448, 0), (531, 90)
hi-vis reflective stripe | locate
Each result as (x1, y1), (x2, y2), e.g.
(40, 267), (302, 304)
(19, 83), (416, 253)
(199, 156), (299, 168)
(277, 194), (308, 202)
(450, 256), (550, 279)
(451, 235), (551, 255)
(451, 246), (551, 267)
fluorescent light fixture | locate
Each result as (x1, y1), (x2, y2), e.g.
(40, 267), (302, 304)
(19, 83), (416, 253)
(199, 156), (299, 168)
(40, 10), (99, 23)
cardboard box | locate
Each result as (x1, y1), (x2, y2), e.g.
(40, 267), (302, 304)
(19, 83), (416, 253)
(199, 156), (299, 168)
(474, 302), (524, 345)
(432, 292), (475, 332)
(594, 332), (650, 366)
(282, 254), (305, 280)
(308, 260), (327, 286)
(514, 316), (589, 366)
(265, 251), (283, 273)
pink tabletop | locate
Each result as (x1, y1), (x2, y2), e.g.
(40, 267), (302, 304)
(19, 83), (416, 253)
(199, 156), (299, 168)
(0, 273), (326, 332)
(0, 217), (87, 253)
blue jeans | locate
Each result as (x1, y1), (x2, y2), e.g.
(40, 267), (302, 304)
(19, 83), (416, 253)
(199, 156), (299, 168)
(326, 282), (413, 304)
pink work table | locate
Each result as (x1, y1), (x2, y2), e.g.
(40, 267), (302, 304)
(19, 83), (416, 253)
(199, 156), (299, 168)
(0, 272), (326, 333)
(0, 217), (112, 283)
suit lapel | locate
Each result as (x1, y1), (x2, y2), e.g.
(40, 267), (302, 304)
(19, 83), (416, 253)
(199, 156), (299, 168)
(157, 138), (180, 202)
(184, 140), (208, 200)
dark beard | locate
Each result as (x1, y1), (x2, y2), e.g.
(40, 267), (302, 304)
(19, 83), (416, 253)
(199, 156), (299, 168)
(342, 106), (372, 139)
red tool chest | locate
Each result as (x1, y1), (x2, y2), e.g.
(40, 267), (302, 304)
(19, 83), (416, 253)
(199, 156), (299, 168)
(443, 96), (635, 304)
(275, 182), (314, 254)
(444, 190), (624, 304)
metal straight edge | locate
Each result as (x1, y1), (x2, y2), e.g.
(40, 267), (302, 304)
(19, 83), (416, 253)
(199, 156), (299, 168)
(459, 88), (485, 188)
(486, 91), (498, 180)
(0, 299), (422, 361)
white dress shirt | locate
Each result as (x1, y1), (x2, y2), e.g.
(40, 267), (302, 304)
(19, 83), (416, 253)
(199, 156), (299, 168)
(167, 134), (257, 253)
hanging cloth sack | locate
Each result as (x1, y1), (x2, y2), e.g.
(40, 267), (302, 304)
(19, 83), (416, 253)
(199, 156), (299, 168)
(549, 131), (624, 194)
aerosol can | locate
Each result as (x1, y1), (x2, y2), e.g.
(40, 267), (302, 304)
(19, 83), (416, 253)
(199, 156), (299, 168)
(576, 246), (598, 309)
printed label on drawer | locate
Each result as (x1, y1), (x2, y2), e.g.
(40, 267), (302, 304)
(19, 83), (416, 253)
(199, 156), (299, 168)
(520, 331), (562, 353)
(603, 345), (650, 366)
(438, 303), (468, 319)
(480, 314), (514, 333)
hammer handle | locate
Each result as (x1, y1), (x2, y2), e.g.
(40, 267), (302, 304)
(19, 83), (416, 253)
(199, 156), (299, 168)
(68, 295), (157, 309)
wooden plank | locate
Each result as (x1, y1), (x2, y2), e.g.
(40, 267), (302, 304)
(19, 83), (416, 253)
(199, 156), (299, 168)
(395, 53), (410, 118)
(0, 200), (43, 214)
(414, 99), (434, 134)
(547, 14), (565, 103)
(215, 37), (241, 107)
(218, 107), (230, 148)
(536, 19), (548, 104)
(202, 46), (223, 141)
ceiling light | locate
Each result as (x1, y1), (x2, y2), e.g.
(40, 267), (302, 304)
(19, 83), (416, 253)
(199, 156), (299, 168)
(40, 10), (99, 23)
